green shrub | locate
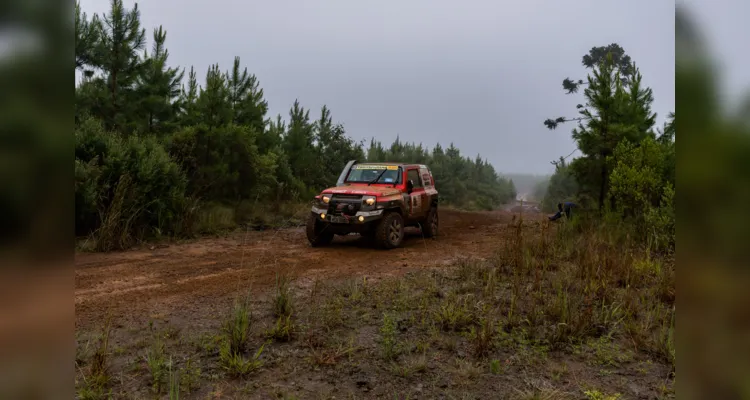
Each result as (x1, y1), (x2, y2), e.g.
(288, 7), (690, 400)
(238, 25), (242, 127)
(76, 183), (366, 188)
(74, 116), (188, 249)
(166, 124), (277, 201)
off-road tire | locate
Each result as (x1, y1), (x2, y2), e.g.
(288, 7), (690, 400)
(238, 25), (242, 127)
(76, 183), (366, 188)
(422, 206), (438, 238)
(375, 212), (405, 249)
(306, 213), (334, 247)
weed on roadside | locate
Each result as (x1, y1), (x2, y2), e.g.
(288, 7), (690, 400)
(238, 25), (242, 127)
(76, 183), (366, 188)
(168, 357), (180, 399)
(451, 358), (483, 384)
(179, 356), (202, 394)
(144, 339), (168, 394)
(219, 341), (266, 377)
(76, 321), (112, 399)
(433, 294), (476, 332)
(308, 335), (356, 367)
(223, 294), (251, 355)
(265, 314), (296, 342)
(273, 274), (294, 318)
(390, 352), (428, 378)
(380, 312), (400, 360)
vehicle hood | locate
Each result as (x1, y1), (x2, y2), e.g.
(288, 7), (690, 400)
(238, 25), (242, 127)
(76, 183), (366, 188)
(321, 184), (401, 197)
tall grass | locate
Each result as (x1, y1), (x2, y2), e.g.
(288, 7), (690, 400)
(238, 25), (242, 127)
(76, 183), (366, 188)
(218, 293), (267, 377)
(471, 211), (675, 373)
(222, 295), (251, 355)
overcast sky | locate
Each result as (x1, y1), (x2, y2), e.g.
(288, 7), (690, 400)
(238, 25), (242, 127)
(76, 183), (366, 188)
(79, 0), (678, 175)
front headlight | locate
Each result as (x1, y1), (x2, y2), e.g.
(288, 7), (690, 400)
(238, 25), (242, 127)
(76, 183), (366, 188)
(322, 195), (331, 204)
(363, 196), (376, 206)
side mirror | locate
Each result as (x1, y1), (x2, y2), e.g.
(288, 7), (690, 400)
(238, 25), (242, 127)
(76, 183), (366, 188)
(406, 180), (414, 194)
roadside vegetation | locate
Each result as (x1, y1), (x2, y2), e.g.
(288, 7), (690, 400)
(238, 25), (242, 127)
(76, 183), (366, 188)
(538, 43), (675, 253)
(75, 216), (675, 398)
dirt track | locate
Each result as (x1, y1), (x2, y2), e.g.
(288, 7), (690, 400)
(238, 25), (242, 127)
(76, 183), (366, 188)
(75, 209), (541, 329)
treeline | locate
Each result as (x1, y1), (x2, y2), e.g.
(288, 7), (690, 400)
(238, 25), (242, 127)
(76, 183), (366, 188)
(541, 44), (675, 251)
(365, 138), (516, 210)
(74, 1), (515, 250)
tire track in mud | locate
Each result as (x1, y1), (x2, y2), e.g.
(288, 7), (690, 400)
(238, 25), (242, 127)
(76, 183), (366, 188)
(75, 209), (536, 328)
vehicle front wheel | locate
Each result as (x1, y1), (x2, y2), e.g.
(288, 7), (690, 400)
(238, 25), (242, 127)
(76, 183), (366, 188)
(422, 206), (438, 238)
(306, 213), (334, 247)
(375, 212), (405, 249)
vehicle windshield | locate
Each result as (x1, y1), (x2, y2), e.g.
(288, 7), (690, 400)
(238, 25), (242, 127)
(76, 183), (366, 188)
(345, 164), (401, 184)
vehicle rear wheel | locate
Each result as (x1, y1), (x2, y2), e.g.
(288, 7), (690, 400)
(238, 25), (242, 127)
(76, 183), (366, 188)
(306, 213), (334, 247)
(422, 206), (438, 238)
(375, 212), (405, 249)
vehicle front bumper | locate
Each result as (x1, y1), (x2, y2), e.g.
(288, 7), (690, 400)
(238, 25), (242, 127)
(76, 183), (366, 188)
(310, 206), (384, 224)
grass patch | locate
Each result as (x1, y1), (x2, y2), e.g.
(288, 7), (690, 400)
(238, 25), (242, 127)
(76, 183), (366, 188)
(265, 315), (296, 342)
(144, 339), (168, 394)
(78, 217), (675, 398)
(433, 294), (476, 332)
(379, 312), (400, 360)
(217, 293), (266, 377)
(219, 341), (266, 377)
(272, 274), (294, 318)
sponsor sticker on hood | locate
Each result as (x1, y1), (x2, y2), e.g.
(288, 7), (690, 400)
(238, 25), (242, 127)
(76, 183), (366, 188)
(353, 164), (399, 170)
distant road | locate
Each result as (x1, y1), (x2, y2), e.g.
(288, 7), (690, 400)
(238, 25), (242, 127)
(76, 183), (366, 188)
(502, 194), (542, 213)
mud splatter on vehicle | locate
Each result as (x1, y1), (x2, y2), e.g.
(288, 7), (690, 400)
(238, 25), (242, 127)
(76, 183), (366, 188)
(307, 161), (439, 249)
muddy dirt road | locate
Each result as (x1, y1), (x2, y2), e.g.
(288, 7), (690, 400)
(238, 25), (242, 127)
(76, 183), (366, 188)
(75, 209), (542, 329)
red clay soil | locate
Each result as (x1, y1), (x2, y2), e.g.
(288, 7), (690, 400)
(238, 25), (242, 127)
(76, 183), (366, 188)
(75, 209), (543, 330)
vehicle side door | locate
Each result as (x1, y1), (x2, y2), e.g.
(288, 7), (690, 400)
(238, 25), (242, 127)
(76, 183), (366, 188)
(406, 167), (426, 219)
(419, 166), (437, 213)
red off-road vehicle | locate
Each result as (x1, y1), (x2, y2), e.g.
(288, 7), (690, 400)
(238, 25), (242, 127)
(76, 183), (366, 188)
(306, 160), (439, 249)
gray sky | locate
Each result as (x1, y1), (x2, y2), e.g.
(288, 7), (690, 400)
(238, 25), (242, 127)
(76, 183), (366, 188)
(79, 0), (676, 175)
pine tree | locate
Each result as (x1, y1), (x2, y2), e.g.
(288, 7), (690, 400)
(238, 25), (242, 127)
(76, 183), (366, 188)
(236, 74), (268, 133)
(75, 1), (102, 74)
(196, 64), (232, 128)
(658, 112), (675, 144)
(315, 106), (334, 147)
(228, 56), (252, 116)
(225, 57), (269, 132)
(367, 138), (386, 162)
(544, 48), (658, 212)
(562, 43), (633, 94)
(260, 114), (286, 154)
(621, 65), (657, 140)
(314, 106), (336, 186)
(568, 54), (623, 210)
(96, 0), (146, 131)
(134, 26), (184, 134)
(178, 66), (200, 126)
(545, 43), (634, 129)
(283, 100), (316, 189)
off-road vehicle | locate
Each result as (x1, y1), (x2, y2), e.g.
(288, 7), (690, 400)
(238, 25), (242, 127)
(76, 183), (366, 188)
(306, 160), (439, 249)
